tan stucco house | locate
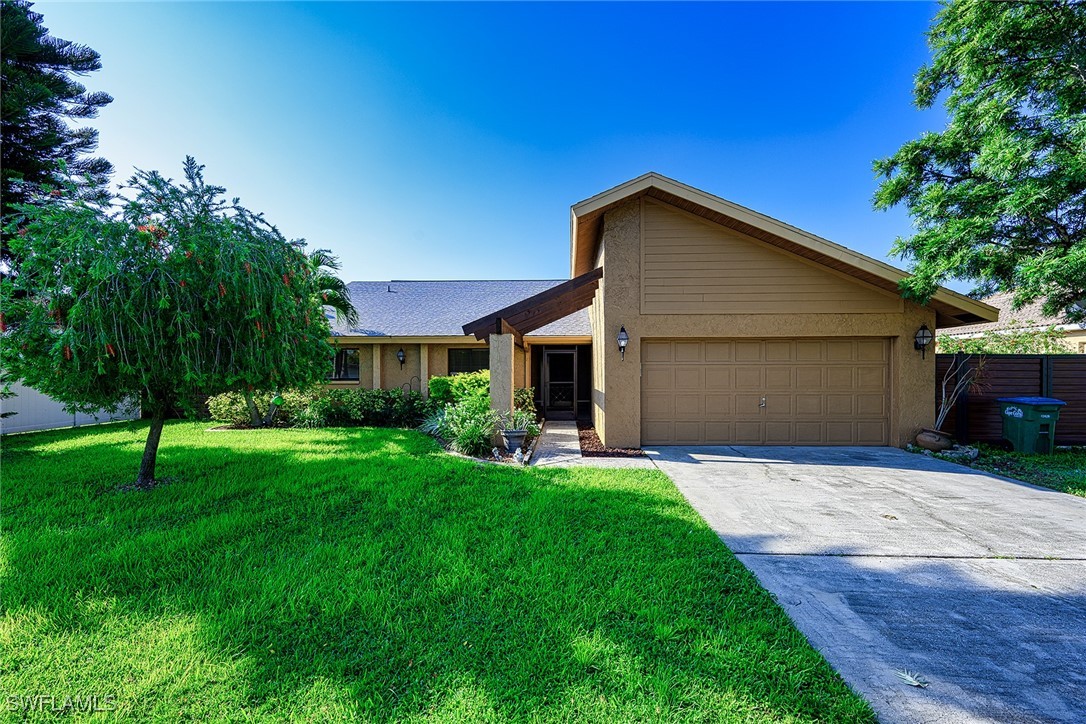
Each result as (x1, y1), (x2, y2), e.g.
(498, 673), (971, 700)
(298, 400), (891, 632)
(330, 173), (998, 448)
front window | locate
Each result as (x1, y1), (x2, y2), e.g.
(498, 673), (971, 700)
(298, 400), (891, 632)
(331, 348), (360, 380)
(448, 348), (488, 374)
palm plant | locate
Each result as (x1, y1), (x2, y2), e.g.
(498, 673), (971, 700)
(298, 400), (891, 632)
(243, 248), (357, 427)
(309, 248), (359, 327)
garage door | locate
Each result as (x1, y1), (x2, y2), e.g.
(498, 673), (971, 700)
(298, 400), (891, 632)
(641, 339), (890, 445)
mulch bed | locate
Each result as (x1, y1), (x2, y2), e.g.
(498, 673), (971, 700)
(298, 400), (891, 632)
(576, 420), (645, 458)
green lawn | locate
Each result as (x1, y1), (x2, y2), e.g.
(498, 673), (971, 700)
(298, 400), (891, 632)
(964, 445), (1086, 497)
(1, 422), (872, 721)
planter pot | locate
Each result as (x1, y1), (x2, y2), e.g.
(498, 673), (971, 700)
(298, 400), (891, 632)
(915, 428), (954, 452)
(500, 429), (528, 452)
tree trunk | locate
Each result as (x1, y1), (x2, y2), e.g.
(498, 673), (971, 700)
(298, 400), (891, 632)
(136, 409), (167, 487)
(262, 390), (281, 427)
(244, 390), (263, 427)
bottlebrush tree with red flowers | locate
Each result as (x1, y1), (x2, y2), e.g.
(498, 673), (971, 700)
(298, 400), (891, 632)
(0, 157), (348, 486)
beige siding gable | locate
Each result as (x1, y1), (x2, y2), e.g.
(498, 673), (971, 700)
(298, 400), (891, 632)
(640, 199), (902, 315)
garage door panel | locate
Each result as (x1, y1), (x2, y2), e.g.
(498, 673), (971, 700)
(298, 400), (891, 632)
(674, 421), (702, 443)
(735, 341), (762, 361)
(705, 341), (734, 362)
(673, 394), (703, 418)
(857, 394), (886, 416)
(796, 395), (823, 415)
(826, 341), (856, 361)
(795, 341), (824, 361)
(642, 393), (674, 419)
(735, 367), (763, 388)
(674, 342), (703, 362)
(643, 341), (672, 363)
(675, 367), (703, 389)
(641, 338), (890, 445)
(705, 394), (733, 417)
(795, 422), (824, 444)
(795, 367), (823, 389)
(826, 395), (854, 415)
(642, 421), (672, 444)
(734, 421), (763, 444)
(857, 366), (886, 389)
(765, 367), (793, 389)
(642, 368), (672, 391)
(704, 421), (733, 440)
(705, 367), (733, 389)
(765, 341), (792, 361)
(765, 422), (795, 444)
(857, 340), (887, 361)
(736, 394), (764, 415)
(765, 396), (791, 415)
(826, 422), (856, 444)
(857, 421), (888, 444)
(826, 367), (854, 388)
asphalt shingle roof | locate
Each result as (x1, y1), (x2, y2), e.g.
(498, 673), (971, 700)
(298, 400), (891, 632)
(332, 280), (592, 338)
(939, 291), (1084, 335)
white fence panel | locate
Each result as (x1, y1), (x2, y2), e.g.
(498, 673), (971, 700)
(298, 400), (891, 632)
(0, 381), (139, 435)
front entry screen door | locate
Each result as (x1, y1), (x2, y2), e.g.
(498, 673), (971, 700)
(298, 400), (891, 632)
(544, 350), (576, 418)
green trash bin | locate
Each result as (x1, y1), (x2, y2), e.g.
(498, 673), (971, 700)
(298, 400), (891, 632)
(996, 397), (1067, 454)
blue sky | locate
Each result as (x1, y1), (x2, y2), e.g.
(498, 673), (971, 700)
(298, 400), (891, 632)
(40, 1), (946, 285)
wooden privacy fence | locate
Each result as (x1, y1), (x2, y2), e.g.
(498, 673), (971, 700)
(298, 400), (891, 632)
(935, 354), (1086, 445)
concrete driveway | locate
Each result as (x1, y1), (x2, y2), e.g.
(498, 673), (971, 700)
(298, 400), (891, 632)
(648, 446), (1086, 724)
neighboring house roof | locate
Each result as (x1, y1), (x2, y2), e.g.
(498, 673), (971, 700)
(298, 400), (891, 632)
(569, 172), (999, 328)
(332, 280), (591, 338)
(939, 291), (1086, 336)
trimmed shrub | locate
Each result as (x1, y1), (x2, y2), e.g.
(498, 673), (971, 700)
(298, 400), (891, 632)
(428, 370), (489, 406)
(427, 376), (455, 406)
(207, 387), (436, 429)
(207, 389), (320, 427)
(317, 388), (437, 428)
(207, 392), (249, 427)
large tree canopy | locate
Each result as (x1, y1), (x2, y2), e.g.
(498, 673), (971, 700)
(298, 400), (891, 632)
(874, 0), (1086, 320)
(1, 0), (113, 249)
(0, 158), (345, 485)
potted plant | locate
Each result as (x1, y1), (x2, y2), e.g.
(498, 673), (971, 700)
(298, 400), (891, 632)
(498, 409), (540, 452)
(917, 354), (986, 451)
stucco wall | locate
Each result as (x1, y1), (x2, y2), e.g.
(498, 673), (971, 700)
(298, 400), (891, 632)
(594, 198), (937, 448)
(325, 340), (523, 395)
(589, 288), (606, 438)
(380, 344), (423, 393)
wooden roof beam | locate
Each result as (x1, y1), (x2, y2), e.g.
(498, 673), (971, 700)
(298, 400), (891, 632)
(462, 267), (602, 341)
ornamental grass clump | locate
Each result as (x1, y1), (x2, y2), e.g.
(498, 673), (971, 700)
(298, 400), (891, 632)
(441, 396), (500, 456)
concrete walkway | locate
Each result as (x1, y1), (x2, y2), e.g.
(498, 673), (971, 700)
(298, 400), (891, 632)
(530, 421), (655, 468)
(648, 445), (1086, 724)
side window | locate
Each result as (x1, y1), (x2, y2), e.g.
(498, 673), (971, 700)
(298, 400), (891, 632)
(330, 348), (360, 380)
(448, 348), (489, 374)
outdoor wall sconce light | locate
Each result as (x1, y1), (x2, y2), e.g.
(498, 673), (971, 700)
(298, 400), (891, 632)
(396, 348), (406, 369)
(914, 325), (934, 359)
(617, 326), (629, 361)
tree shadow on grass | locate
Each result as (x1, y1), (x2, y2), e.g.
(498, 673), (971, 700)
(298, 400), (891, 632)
(3, 423), (873, 721)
